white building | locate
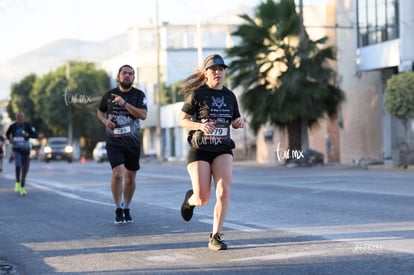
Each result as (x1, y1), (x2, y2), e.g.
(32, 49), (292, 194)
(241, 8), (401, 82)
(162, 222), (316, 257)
(337, 0), (414, 165)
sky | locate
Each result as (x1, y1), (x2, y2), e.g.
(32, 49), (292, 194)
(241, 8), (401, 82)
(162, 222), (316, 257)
(0, 0), (261, 64)
(0, 0), (326, 64)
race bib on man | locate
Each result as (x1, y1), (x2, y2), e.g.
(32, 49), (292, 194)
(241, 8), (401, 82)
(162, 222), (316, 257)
(113, 125), (132, 137)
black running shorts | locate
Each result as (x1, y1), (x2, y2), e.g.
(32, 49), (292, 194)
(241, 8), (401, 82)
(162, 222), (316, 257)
(187, 147), (233, 164)
(106, 144), (141, 171)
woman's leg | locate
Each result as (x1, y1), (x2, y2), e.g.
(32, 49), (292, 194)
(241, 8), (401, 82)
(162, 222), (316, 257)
(211, 154), (233, 234)
(187, 160), (212, 206)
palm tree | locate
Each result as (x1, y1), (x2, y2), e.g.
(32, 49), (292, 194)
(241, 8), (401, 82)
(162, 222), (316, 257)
(226, 0), (344, 158)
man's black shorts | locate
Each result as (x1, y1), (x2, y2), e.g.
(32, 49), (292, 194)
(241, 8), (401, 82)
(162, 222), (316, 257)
(106, 144), (141, 171)
(187, 148), (233, 164)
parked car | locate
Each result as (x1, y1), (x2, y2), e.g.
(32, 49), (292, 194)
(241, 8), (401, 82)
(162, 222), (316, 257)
(93, 141), (107, 163)
(29, 138), (41, 160)
(39, 137), (74, 163)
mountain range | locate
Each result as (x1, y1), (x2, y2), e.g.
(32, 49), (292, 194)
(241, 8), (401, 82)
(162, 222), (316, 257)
(0, 32), (128, 101)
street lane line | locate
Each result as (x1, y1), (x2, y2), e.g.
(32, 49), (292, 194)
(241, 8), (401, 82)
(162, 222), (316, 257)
(230, 251), (325, 262)
(198, 218), (263, 232)
(30, 180), (113, 207)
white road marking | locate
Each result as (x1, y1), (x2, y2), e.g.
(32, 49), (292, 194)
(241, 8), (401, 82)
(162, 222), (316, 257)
(231, 251), (325, 262)
(29, 179), (113, 207)
(198, 218), (263, 232)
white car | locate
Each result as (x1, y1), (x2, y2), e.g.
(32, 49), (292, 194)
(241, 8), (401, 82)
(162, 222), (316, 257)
(93, 141), (107, 163)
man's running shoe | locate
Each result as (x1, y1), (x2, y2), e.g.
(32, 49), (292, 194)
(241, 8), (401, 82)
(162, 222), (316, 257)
(19, 187), (27, 196)
(123, 208), (133, 223)
(208, 233), (228, 251)
(114, 207), (125, 224)
(14, 182), (21, 193)
(181, 189), (195, 221)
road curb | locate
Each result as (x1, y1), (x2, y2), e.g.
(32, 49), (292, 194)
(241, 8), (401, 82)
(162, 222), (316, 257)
(367, 165), (414, 171)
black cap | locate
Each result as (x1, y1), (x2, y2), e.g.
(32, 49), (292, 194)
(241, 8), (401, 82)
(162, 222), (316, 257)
(204, 54), (228, 69)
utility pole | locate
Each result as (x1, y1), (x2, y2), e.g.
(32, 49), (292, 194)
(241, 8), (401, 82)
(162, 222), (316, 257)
(298, 0), (309, 152)
(66, 62), (73, 145)
(196, 19), (203, 67)
(155, 0), (163, 161)
(299, 0), (305, 41)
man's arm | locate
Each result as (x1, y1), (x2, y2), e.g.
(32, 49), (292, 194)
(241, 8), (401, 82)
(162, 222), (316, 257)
(5, 125), (13, 142)
(111, 93), (147, 120)
(97, 110), (107, 125)
(27, 124), (38, 138)
(124, 103), (147, 120)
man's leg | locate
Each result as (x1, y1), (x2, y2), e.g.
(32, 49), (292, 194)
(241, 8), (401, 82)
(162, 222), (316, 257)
(122, 169), (136, 222)
(123, 169), (137, 205)
(111, 164), (125, 223)
(21, 155), (30, 187)
(14, 153), (22, 192)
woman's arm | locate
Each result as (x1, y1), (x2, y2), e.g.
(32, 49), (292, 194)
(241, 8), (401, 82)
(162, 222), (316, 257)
(179, 111), (215, 134)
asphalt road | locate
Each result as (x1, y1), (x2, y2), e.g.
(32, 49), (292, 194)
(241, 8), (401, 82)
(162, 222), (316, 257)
(1, 159), (414, 274)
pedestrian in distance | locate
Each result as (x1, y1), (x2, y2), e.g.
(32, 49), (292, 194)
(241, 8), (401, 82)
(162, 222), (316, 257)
(179, 54), (245, 251)
(0, 132), (5, 172)
(6, 111), (38, 196)
(97, 64), (148, 224)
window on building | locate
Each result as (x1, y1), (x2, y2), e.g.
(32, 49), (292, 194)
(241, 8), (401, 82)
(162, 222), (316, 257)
(357, 0), (399, 47)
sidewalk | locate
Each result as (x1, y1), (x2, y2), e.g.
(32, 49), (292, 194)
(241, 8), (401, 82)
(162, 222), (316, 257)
(142, 156), (414, 171)
(367, 164), (414, 171)
(235, 161), (414, 171)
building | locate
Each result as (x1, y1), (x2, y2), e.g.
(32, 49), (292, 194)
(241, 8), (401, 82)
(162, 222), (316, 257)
(242, 0), (414, 166)
(337, 0), (413, 165)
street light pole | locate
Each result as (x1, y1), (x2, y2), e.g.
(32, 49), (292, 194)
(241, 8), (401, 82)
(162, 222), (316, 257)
(66, 62), (73, 145)
(298, 0), (309, 152)
(155, 0), (163, 161)
(196, 19), (203, 67)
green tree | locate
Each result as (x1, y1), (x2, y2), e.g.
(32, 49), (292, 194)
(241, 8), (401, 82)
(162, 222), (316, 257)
(31, 61), (109, 145)
(226, 0), (344, 154)
(152, 81), (185, 105)
(7, 73), (40, 123)
(385, 71), (414, 152)
(162, 81), (184, 105)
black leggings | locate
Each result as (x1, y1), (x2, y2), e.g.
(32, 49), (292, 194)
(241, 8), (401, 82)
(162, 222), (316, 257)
(14, 152), (30, 186)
